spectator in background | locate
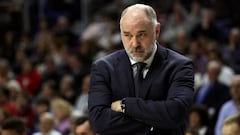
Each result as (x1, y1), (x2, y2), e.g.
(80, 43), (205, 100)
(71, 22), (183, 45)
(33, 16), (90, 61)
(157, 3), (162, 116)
(18, 33), (34, 58)
(1, 117), (26, 135)
(33, 18), (53, 51)
(161, 1), (188, 44)
(0, 86), (17, 116)
(59, 75), (77, 105)
(0, 59), (15, 87)
(49, 31), (68, 68)
(74, 116), (96, 135)
(185, 128), (198, 135)
(31, 19), (53, 65)
(15, 92), (36, 133)
(0, 108), (10, 128)
(33, 112), (61, 135)
(0, 31), (17, 64)
(74, 74), (90, 117)
(66, 53), (90, 91)
(38, 80), (58, 101)
(77, 39), (100, 65)
(81, 6), (120, 52)
(12, 49), (28, 75)
(222, 113), (240, 135)
(6, 80), (21, 103)
(215, 75), (240, 135)
(203, 41), (235, 86)
(187, 40), (208, 89)
(187, 105), (213, 135)
(43, 0), (75, 24)
(195, 60), (231, 130)
(41, 57), (62, 87)
(184, 1), (203, 34)
(17, 59), (41, 96)
(53, 16), (77, 48)
(171, 30), (189, 55)
(191, 8), (220, 41)
(33, 97), (51, 131)
(221, 28), (240, 74)
(35, 98), (50, 115)
(51, 98), (72, 135)
(7, 0), (24, 35)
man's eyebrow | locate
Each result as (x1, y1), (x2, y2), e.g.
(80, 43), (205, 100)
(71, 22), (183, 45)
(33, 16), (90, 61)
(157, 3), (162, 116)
(138, 30), (146, 33)
(122, 30), (146, 34)
(123, 31), (130, 34)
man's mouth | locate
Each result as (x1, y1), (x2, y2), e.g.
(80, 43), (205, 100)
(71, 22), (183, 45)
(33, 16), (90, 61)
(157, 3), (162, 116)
(132, 51), (144, 56)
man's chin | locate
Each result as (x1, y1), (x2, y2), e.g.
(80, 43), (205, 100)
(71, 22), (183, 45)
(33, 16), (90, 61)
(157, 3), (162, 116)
(131, 56), (145, 62)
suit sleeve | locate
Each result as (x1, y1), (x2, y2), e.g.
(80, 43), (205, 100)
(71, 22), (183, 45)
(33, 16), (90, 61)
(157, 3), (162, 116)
(88, 61), (148, 135)
(124, 60), (194, 129)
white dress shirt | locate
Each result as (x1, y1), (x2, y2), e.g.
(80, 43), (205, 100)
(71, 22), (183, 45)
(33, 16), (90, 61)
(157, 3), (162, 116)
(129, 44), (157, 78)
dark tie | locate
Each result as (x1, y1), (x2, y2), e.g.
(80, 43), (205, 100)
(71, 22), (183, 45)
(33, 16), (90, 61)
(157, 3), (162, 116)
(134, 62), (147, 97)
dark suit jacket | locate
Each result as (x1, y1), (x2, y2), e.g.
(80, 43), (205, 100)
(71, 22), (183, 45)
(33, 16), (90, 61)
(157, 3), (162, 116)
(194, 81), (230, 129)
(88, 44), (194, 135)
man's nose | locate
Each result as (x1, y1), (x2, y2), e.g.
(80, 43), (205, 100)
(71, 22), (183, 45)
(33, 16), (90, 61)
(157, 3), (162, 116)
(131, 36), (140, 48)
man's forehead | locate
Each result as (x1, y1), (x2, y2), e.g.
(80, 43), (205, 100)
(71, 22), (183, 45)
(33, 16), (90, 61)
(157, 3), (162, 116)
(121, 20), (152, 34)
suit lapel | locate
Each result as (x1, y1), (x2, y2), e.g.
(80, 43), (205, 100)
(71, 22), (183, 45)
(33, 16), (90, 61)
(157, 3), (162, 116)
(116, 51), (135, 96)
(139, 45), (167, 98)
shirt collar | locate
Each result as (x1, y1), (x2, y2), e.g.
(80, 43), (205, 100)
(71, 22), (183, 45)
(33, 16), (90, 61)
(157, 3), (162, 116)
(130, 44), (157, 68)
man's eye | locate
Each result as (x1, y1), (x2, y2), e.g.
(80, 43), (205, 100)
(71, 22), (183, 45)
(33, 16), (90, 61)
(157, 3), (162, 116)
(124, 34), (132, 38)
(138, 33), (145, 37)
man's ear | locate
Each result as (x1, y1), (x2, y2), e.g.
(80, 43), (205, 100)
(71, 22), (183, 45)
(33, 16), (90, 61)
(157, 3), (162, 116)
(156, 23), (161, 37)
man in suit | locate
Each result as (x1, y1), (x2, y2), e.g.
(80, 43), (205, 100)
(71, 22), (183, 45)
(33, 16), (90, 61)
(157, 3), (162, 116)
(88, 4), (194, 135)
(195, 60), (230, 130)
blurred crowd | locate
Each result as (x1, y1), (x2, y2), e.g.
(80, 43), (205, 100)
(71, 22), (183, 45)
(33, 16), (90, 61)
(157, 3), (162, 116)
(0, 0), (240, 135)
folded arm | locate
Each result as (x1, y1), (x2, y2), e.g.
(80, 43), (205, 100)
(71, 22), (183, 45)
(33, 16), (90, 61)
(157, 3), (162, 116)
(88, 62), (148, 135)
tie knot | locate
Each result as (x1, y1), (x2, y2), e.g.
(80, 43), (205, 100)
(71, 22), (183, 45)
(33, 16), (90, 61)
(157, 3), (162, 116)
(135, 62), (147, 71)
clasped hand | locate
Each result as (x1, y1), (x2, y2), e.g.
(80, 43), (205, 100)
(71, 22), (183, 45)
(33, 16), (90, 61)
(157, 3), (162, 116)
(111, 100), (123, 113)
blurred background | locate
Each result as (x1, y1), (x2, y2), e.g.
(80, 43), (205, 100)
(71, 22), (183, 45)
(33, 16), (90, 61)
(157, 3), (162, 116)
(0, 0), (240, 135)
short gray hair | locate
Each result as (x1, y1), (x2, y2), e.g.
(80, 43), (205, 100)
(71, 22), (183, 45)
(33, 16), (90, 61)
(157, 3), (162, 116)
(120, 4), (158, 27)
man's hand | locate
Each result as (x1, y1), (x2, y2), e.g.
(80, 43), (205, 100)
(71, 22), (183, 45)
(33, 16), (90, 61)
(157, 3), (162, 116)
(111, 100), (122, 112)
